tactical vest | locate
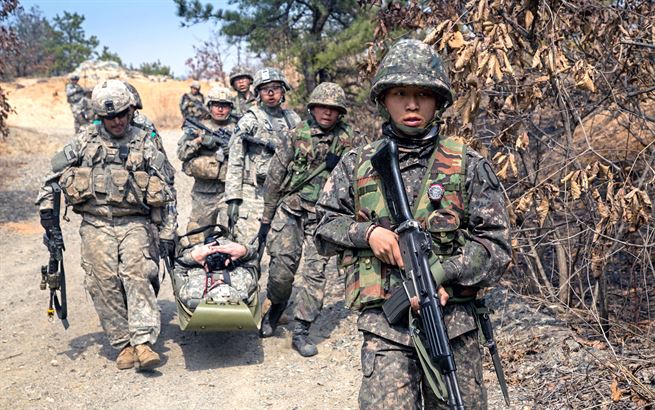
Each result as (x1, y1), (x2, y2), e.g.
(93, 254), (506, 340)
(60, 124), (172, 217)
(286, 121), (353, 203)
(246, 105), (299, 183)
(183, 118), (235, 182)
(343, 137), (468, 310)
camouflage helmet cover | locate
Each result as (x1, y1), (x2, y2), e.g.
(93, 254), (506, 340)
(307, 82), (347, 114)
(370, 39), (453, 108)
(69, 73), (80, 81)
(206, 86), (234, 107)
(91, 79), (132, 116)
(253, 68), (291, 94)
(190, 80), (201, 90)
(123, 81), (143, 110)
(229, 66), (254, 86)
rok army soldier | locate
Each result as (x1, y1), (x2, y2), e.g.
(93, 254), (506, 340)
(179, 81), (208, 121)
(225, 68), (301, 242)
(314, 39), (512, 408)
(229, 66), (256, 118)
(37, 79), (177, 371)
(178, 86), (238, 240)
(65, 73), (93, 133)
(258, 82), (358, 356)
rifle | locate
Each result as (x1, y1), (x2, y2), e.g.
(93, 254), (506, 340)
(242, 134), (276, 154)
(371, 139), (463, 409)
(39, 183), (69, 329)
(183, 117), (232, 150)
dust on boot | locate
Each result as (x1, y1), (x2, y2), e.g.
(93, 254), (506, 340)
(292, 319), (318, 357)
(259, 299), (287, 338)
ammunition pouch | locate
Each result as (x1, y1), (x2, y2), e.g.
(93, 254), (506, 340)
(146, 175), (168, 207)
(340, 249), (402, 311)
(108, 168), (130, 204)
(425, 208), (464, 256)
(61, 167), (93, 205)
(183, 155), (222, 180)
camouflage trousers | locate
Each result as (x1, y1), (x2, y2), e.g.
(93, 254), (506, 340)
(359, 329), (486, 409)
(266, 207), (330, 323)
(232, 183), (264, 244)
(173, 265), (257, 309)
(79, 215), (160, 350)
(186, 187), (225, 243)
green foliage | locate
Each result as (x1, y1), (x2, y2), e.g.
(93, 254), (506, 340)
(97, 46), (122, 66)
(3, 6), (54, 78)
(137, 60), (172, 77)
(175, 0), (368, 99)
(47, 11), (99, 75)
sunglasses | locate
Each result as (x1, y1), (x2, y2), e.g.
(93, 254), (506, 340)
(102, 109), (130, 120)
(260, 85), (283, 94)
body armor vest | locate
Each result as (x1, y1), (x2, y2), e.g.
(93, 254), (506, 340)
(343, 136), (468, 310)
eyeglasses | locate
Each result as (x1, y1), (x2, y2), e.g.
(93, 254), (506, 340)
(259, 85), (283, 94)
(102, 109), (130, 120)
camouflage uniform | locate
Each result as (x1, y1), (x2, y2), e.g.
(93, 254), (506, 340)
(229, 66), (256, 118)
(261, 83), (360, 334)
(178, 115), (237, 237)
(66, 78), (93, 133)
(37, 80), (177, 352)
(172, 238), (259, 309)
(225, 68), (301, 243)
(313, 40), (512, 409)
(179, 83), (208, 120)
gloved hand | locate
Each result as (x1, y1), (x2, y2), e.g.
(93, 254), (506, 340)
(325, 152), (341, 171)
(257, 223), (271, 246)
(159, 239), (176, 260)
(226, 199), (241, 231)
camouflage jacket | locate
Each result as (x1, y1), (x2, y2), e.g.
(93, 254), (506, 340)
(225, 103), (301, 202)
(65, 82), (85, 105)
(36, 123), (178, 240)
(177, 116), (238, 193)
(233, 91), (256, 118)
(179, 92), (208, 120)
(261, 117), (356, 223)
(132, 111), (168, 157)
(314, 133), (512, 345)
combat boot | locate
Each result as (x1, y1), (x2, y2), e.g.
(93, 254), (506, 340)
(259, 300), (287, 338)
(134, 343), (161, 371)
(291, 319), (318, 357)
(116, 345), (135, 370)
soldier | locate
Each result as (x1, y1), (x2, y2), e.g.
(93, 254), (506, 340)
(229, 66), (256, 118)
(257, 82), (358, 356)
(65, 73), (93, 133)
(225, 68), (301, 243)
(122, 81), (167, 156)
(37, 79), (178, 371)
(179, 80), (208, 121)
(314, 39), (512, 408)
(177, 86), (238, 241)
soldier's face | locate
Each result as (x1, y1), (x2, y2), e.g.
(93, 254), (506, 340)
(102, 109), (130, 137)
(311, 105), (340, 129)
(210, 103), (232, 121)
(259, 82), (284, 107)
(191, 87), (200, 95)
(234, 77), (251, 93)
(383, 86), (438, 130)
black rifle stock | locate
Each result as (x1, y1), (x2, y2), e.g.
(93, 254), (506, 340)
(40, 183), (69, 329)
(371, 139), (463, 409)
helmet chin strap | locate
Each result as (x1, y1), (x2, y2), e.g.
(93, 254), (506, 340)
(382, 121), (440, 148)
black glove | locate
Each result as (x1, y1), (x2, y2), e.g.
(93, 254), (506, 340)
(325, 152), (341, 172)
(227, 199), (241, 231)
(159, 239), (176, 260)
(257, 223), (271, 246)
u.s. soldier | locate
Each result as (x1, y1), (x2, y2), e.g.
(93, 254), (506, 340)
(314, 39), (512, 408)
(179, 81), (208, 121)
(228, 66), (256, 118)
(224, 68), (301, 243)
(37, 79), (177, 371)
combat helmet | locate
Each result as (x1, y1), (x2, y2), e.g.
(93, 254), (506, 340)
(206, 86), (234, 107)
(123, 81), (143, 110)
(91, 79), (132, 117)
(370, 39), (453, 109)
(229, 66), (254, 87)
(253, 68), (291, 95)
(190, 80), (201, 90)
(69, 73), (80, 81)
(307, 82), (347, 114)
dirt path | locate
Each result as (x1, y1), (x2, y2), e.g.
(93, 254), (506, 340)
(1, 126), (649, 409)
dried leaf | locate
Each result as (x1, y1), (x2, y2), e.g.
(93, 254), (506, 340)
(515, 132), (529, 151)
(455, 45), (476, 70)
(536, 196), (549, 226)
(497, 159), (509, 180)
(525, 10), (534, 29)
(610, 378), (622, 402)
(509, 153), (518, 176)
(516, 191), (534, 215)
(448, 31), (466, 49)
(571, 179), (581, 200)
